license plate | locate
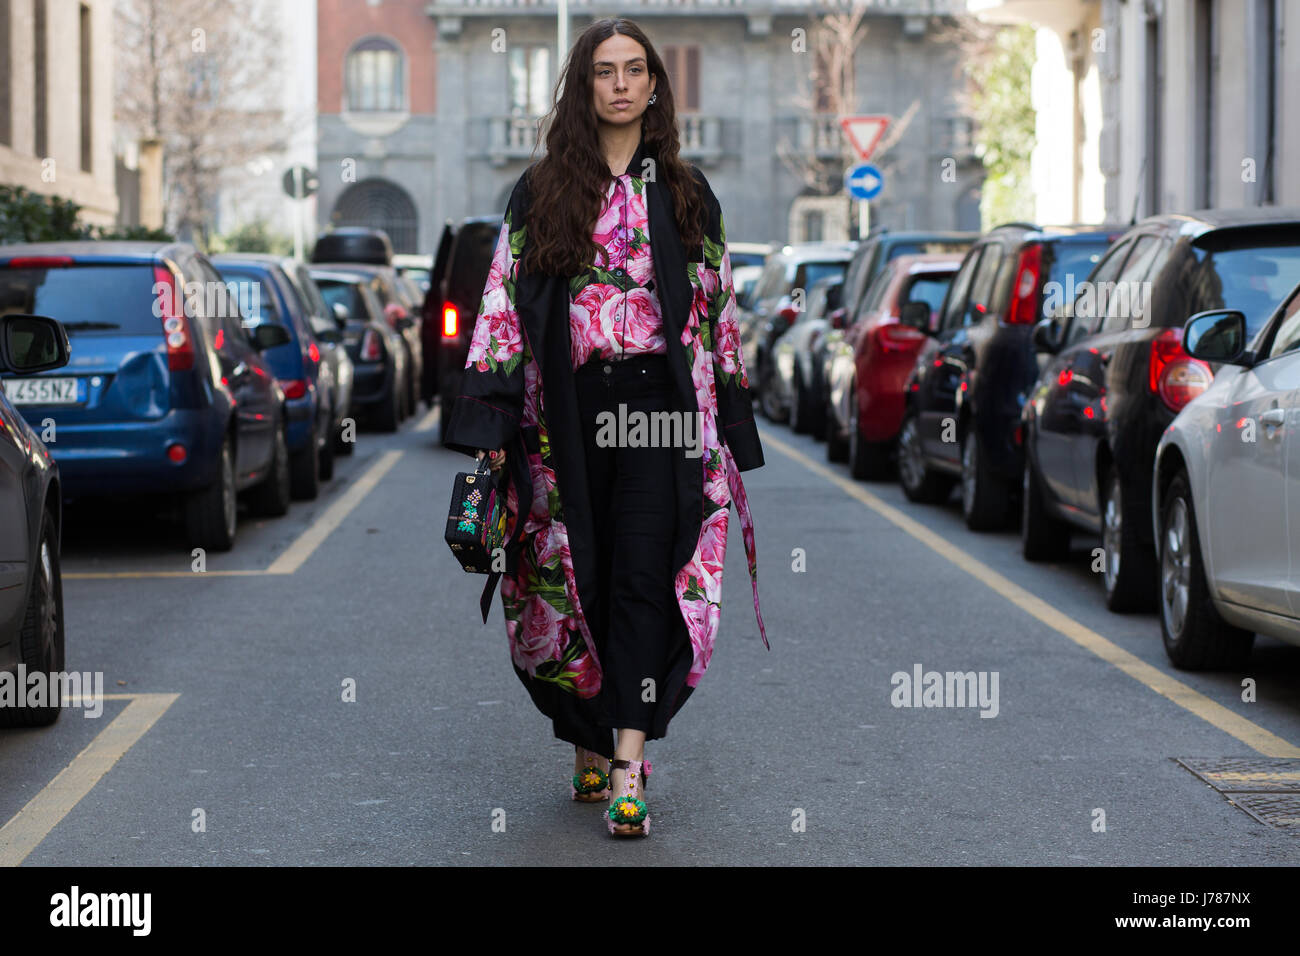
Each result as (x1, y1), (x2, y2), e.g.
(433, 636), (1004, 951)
(3, 377), (79, 406)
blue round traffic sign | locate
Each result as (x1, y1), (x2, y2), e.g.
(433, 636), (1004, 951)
(846, 163), (884, 201)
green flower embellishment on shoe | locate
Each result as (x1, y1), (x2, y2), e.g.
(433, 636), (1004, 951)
(573, 766), (609, 795)
(608, 796), (647, 825)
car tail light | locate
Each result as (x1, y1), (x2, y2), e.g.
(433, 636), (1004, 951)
(4, 255), (74, 268)
(307, 342), (320, 364)
(154, 264), (195, 371)
(1148, 328), (1213, 412)
(1005, 244), (1042, 325)
(361, 329), (383, 362)
(876, 323), (925, 351)
(167, 443), (188, 463)
(442, 303), (459, 338)
(280, 378), (308, 400)
(778, 304), (798, 327)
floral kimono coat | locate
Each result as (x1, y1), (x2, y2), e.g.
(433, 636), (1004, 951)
(443, 133), (768, 756)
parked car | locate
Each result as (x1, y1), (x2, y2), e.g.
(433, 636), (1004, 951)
(743, 241), (857, 421)
(898, 223), (1121, 530)
(0, 313), (68, 726)
(309, 268), (409, 432)
(814, 229), (978, 436)
(1021, 208), (1300, 611)
(278, 258), (355, 456)
(1152, 291), (1300, 668)
(212, 255), (337, 498)
(0, 242), (293, 551)
(766, 275), (843, 432)
(315, 262), (422, 418)
(426, 215), (504, 441)
(727, 242), (775, 270)
(823, 253), (962, 476)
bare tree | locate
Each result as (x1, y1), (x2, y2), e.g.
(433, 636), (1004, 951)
(115, 0), (289, 247)
(775, 9), (920, 206)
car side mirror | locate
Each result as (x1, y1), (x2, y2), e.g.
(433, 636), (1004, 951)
(332, 302), (350, 328)
(247, 321), (292, 351)
(1031, 317), (1063, 354)
(315, 326), (343, 345)
(899, 301), (930, 333)
(397, 316), (415, 332)
(1184, 309), (1249, 365)
(0, 314), (70, 373)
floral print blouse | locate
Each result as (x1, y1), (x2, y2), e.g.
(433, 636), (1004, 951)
(568, 172), (667, 370)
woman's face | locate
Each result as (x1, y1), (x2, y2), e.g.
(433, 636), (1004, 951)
(591, 34), (657, 128)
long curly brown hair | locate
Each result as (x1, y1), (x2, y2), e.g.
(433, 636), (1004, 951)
(517, 18), (706, 278)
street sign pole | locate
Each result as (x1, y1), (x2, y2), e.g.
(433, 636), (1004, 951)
(860, 199), (869, 240)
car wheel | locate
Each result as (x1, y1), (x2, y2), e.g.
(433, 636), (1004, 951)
(759, 361), (788, 423)
(0, 510), (65, 727)
(184, 435), (237, 552)
(897, 409), (954, 503)
(790, 370), (814, 435)
(1158, 472), (1253, 669)
(290, 417), (322, 501)
(318, 407), (336, 482)
(1021, 455), (1071, 561)
(960, 429), (1010, 531)
(848, 386), (891, 480)
(1100, 464), (1157, 612)
(249, 424), (291, 517)
(374, 377), (401, 433)
(825, 392), (849, 462)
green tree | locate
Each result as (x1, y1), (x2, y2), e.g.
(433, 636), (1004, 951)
(207, 220), (292, 256)
(968, 23), (1036, 229)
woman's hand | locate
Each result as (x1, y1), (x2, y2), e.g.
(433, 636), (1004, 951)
(479, 448), (506, 471)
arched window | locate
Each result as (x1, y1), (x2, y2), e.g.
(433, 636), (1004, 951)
(331, 178), (419, 254)
(345, 36), (405, 112)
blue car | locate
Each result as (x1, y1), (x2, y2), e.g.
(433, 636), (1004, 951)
(212, 255), (335, 499)
(0, 241), (294, 551)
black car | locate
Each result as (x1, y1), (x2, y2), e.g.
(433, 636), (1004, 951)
(425, 215), (504, 443)
(310, 268), (409, 433)
(311, 227), (394, 267)
(898, 223), (1120, 530)
(0, 314), (68, 725)
(1021, 207), (1300, 611)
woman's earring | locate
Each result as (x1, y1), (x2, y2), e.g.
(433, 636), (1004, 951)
(648, 93), (657, 105)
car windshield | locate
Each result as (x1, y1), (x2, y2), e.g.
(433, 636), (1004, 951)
(1189, 240), (1300, 339)
(216, 270), (280, 323)
(0, 264), (158, 335)
(802, 261), (846, 290)
(1047, 240), (1109, 291)
(885, 240), (971, 262)
(315, 279), (367, 320)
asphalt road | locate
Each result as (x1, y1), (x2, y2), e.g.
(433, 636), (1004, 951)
(2, 402), (1299, 866)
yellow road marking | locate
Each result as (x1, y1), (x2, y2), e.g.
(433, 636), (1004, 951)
(761, 428), (1300, 759)
(1207, 771), (1300, 782)
(0, 692), (180, 866)
(63, 449), (406, 580)
(265, 449), (404, 575)
(414, 403), (441, 433)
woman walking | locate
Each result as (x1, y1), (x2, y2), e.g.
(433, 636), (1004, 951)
(443, 17), (767, 838)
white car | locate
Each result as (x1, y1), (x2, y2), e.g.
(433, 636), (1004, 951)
(1152, 285), (1300, 669)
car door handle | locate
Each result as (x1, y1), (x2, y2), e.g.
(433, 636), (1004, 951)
(1260, 408), (1285, 429)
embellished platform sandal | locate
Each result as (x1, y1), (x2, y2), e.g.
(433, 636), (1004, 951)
(606, 757), (653, 838)
(571, 746), (610, 802)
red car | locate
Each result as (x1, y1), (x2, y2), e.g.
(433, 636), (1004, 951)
(824, 253), (963, 478)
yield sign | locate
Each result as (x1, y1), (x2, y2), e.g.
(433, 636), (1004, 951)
(840, 115), (890, 161)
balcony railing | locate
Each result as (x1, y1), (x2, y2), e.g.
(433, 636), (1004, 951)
(482, 114), (725, 166)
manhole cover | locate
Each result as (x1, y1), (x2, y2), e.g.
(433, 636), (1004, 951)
(1175, 757), (1300, 829)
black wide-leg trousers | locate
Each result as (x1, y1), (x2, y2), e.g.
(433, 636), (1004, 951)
(574, 352), (680, 737)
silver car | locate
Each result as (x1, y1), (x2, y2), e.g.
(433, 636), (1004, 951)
(1152, 285), (1300, 668)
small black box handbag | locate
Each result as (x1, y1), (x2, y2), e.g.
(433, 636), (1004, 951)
(445, 453), (509, 574)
